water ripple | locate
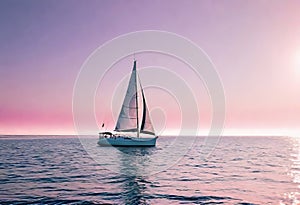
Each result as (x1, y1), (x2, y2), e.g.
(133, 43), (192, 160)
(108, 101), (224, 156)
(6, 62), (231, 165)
(0, 136), (297, 204)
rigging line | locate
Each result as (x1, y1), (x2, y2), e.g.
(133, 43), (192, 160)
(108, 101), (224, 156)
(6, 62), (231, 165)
(134, 60), (140, 138)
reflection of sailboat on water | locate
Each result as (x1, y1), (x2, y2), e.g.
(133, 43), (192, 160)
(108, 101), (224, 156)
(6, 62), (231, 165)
(98, 60), (158, 146)
(117, 147), (153, 204)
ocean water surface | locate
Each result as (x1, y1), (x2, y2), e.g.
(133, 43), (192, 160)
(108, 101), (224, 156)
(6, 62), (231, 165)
(1, 136), (299, 204)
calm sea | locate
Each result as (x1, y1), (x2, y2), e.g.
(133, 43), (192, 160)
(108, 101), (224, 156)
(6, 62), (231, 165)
(1, 136), (299, 204)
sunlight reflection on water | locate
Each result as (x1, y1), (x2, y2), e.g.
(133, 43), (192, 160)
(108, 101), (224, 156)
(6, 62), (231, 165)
(285, 137), (300, 205)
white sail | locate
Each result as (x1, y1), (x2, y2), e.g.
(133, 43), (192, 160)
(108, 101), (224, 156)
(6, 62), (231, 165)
(114, 60), (155, 137)
(115, 61), (138, 133)
(140, 88), (155, 135)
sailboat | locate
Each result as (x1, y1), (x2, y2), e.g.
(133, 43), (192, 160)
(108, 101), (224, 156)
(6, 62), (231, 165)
(98, 60), (158, 147)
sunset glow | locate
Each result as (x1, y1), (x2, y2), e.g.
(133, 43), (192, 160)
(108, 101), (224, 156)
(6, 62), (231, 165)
(294, 51), (300, 74)
(2, 2), (300, 205)
(0, 1), (300, 136)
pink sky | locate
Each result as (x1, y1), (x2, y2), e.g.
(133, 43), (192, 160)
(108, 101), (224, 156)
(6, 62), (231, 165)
(0, 0), (300, 135)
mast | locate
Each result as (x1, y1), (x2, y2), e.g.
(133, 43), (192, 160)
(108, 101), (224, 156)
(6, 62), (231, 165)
(134, 60), (140, 138)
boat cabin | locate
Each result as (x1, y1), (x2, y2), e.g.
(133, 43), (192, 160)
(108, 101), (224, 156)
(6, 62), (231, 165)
(99, 132), (114, 138)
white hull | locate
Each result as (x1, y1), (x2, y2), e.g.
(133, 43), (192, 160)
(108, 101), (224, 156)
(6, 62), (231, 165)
(98, 136), (157, 147)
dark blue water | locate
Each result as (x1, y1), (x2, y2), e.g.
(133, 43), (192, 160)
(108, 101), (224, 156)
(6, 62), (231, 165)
(0, 136), (299, 204)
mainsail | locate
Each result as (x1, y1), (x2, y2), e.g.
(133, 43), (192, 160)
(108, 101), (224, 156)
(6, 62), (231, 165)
(115, 60), (155, 137)
(115, 61), (139, 133)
